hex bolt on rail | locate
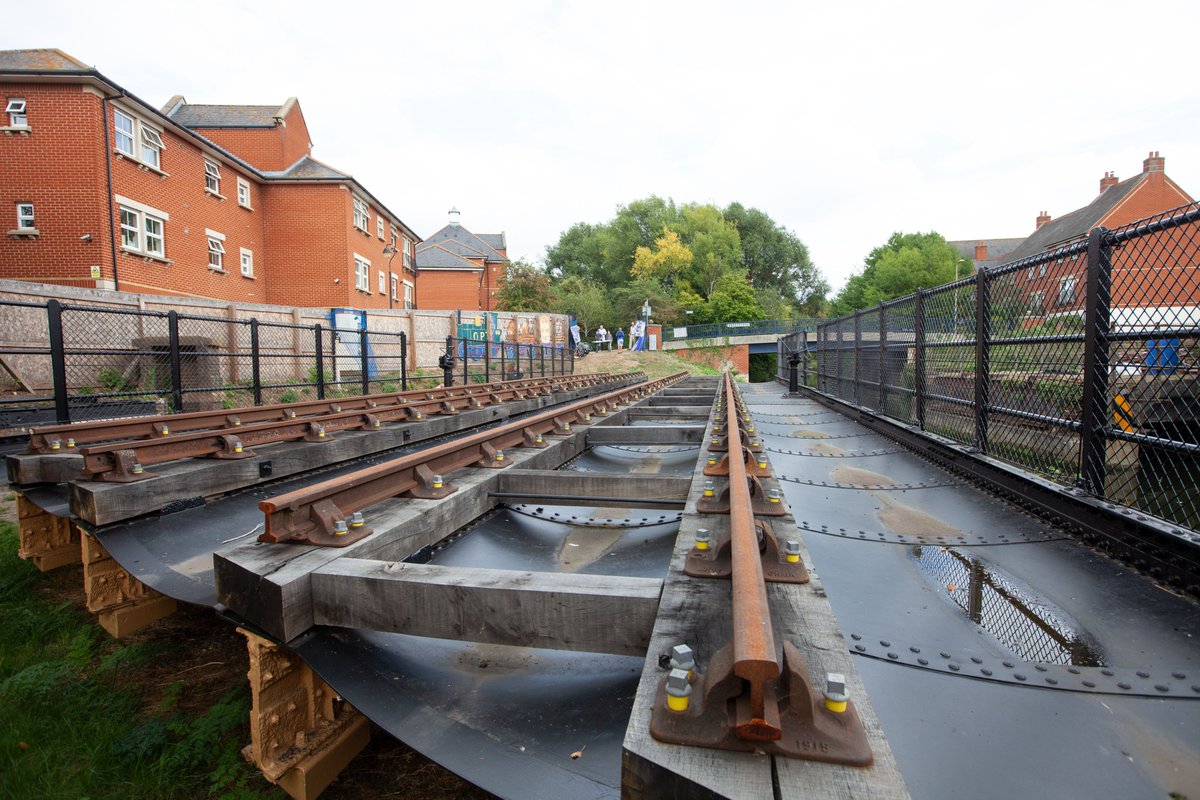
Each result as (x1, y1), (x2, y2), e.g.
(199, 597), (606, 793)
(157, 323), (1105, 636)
(257, 372), (687, 547)
(68, 373), (638, 482)
(653, 372), (872, 765)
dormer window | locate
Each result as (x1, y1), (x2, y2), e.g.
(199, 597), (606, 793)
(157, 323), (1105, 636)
(6, 98), (27, 127)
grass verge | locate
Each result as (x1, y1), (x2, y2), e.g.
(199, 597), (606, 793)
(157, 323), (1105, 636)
(0, 519), (279, 800)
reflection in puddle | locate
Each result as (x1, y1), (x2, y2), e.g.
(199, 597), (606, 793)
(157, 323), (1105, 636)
(910, 546), (1103, 666)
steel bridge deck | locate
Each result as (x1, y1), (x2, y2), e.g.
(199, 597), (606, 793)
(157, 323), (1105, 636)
(743, 383), (1200, 798)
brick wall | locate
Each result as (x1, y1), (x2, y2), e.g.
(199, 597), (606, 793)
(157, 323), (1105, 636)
(418, 269), (484, 311)
(0, 84), (108, 287)
(674, 344), (749, 375)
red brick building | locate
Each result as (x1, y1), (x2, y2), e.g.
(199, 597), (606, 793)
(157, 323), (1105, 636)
(0, 49), (420, 309)
(953, 153), (1197, 323)
(415, 208), (508, 311)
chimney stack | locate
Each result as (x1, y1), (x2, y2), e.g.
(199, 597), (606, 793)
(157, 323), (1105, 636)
(1036, 210), (1051, 230)
(1143, 151), (1165, 174)
(1099, 171), (1119, 193)
(974, 240), (988, 262)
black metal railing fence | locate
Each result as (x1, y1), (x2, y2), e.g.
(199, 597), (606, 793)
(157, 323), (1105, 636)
(0, 301), (571, 431)
(778, 201), (1200, 530)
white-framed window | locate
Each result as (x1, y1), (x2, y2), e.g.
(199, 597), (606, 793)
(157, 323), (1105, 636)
(114, 109), (135, 155)
(237, 178), (252, 209)
(401, 236), (413, 270)
(140, 125), (164, 170)
(114, 108), (166, 171)
(240, 247), (254, 278)
(1058, 275), (1077, 306)
(353, 196), (369, 231)
(390, 273), (398, 301)
(377, 216), (385, 239)
(204, 160), (222, 195)
(207, 234), (225, 270)
(390, 226), (397, 247)
(15, 202), (34, 230)
(378, 270), (386, 293)
(115, 196), (169, 259)
(6, 97), (27, 127)
(1028, 290), (1045, 316)
(403, 282), (414, 309)
(354, 254), (370, 291)
(144, 215), (164, 256)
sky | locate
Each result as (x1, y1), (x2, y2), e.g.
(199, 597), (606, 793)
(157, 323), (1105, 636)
(7, 0), (1199, 293)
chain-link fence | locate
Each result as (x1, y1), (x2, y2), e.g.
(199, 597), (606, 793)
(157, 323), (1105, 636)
(779, 201), (1200, 531)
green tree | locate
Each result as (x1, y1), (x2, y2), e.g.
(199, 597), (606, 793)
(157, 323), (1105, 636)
(724, 202), (828, 312)
(677, 204), (743, 296)
(832, 231), (965, 315)
(495, 259), (552, 311)
(707, 271), (766, 322)
(548, 276), (612, 336)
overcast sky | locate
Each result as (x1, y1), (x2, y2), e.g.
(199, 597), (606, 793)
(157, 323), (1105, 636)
(8, 0), (1199, 292)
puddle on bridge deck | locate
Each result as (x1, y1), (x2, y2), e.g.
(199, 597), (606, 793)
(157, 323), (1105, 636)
(909, 544), (1104, 667)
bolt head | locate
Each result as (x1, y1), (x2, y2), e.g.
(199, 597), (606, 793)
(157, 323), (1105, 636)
(349, 511), (365, 526)
(825, 672), (847, 699)
(785, 539), (801, 555)
(666, 668), (692, 695)
(334, 519), (349, 533)
(670, 644), (694, 670)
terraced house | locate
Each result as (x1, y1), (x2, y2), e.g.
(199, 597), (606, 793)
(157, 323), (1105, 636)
(0, 48), (420, 308)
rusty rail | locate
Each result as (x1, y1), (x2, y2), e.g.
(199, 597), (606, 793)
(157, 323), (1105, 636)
(27, 373), (627, 454)
(75, 373), (641, 481)
(724, 374), (783, 740)
(650, 372), (873, 765)
(258, 372), (687, 546)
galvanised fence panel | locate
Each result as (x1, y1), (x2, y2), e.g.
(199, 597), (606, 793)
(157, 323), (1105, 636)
(778, 201), (1200, 531)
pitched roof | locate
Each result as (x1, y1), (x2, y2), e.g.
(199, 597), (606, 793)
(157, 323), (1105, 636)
(416, 244), (484, 271)
(477, 232), (506, 251)
(261, 156), (349, 180)
(0, 49), (90, 71)
(418, 237), (487, 260)
(1005, 175), (1144, 263)
(166, 103), (286, 128)
(421, 224), (507, 263)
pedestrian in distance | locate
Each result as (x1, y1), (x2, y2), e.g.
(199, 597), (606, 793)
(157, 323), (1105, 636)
(616, 326), (625, 350)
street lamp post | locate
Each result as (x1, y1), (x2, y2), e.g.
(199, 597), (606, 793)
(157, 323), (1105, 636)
(641, 300), (651, 351)
(382, 244), (399, 310)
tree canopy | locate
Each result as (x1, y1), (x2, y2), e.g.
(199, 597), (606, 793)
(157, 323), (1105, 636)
(831, 232), (967, 315)
(533, 197), (827, 330)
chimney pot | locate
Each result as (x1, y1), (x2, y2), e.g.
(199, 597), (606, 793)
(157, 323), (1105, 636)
(974, 240), (988, 261)
(1036, 210), (1052, 230)
(1100, 171), (1119, 194)
(1143, 151), (1165, 174)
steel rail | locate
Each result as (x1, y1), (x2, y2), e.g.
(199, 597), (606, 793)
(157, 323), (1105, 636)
(77, 373), (643, 479)
(723, 372), (782, 740)
(258, 372), (687, 546)
(28, 372), (623, 453)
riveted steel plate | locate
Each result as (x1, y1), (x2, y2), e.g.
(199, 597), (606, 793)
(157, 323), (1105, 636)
(845, 632), (1200, 698)
(792, 520), (1066, 547)
(764, 446), (906, 458)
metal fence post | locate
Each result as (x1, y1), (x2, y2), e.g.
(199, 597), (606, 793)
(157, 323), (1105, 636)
(569, 341), (574, 374)
(500, 341), (507, 379)
(314, 324), (326, 400)
(540, 345), (546, 378)
(46, 299), (70, 424)
(1079, 227), (1114, 495)
(853, 311), (862, 406)
(400, 331), (408, 391)
(461, 338), (468, 386)
(360, 327), (370, 396)
(878, 302), (887, 413)
(250, 319), (262, 406)
(973, 271), (991, 452)
(168, 310), (184, 414)
(484, 337), (491, 382)
(443, 336), (455, 387)
(914, 290), (926, 429)
(527, 343), (534, 378)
